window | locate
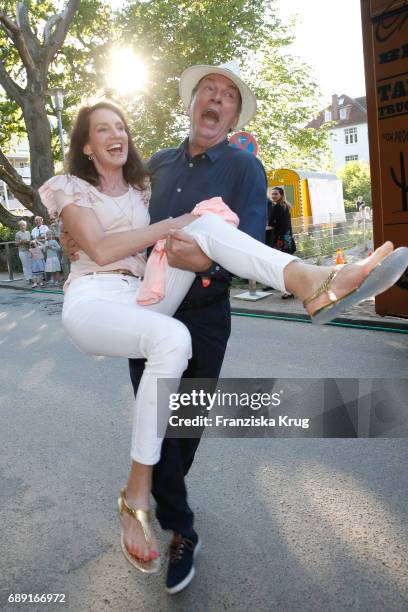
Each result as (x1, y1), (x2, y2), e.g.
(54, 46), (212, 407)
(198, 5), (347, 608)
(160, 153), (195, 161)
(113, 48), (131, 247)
(324, 110), (332, 122)
(339, 107), (347, 120)
(345, 155), (359, 162)
(345, 127), (358, 144)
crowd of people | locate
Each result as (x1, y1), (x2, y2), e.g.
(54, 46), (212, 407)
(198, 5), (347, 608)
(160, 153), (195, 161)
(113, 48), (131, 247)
(14, 215), (70, 287)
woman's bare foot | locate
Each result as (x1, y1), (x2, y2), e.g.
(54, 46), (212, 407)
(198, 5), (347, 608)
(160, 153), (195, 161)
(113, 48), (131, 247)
(120, 489), (159, 562)
(284, 242), (394, 316)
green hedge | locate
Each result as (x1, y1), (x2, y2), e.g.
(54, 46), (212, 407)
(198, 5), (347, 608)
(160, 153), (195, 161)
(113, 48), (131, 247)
(0, 224), (22, 272)
(0, 224), (17, 242)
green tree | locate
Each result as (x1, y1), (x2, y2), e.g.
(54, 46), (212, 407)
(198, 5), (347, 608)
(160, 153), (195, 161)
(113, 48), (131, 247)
(0, 0), (113, 227)
(337, 161), (372, 212)
(243, 40), (330, 170)
(0, 0), (329, 229)
(111, 0), (329, 168)
(113, 0), (274, 157)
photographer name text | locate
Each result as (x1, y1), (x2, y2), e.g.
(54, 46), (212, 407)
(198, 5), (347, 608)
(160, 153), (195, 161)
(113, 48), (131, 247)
(168, 414), (310, 429)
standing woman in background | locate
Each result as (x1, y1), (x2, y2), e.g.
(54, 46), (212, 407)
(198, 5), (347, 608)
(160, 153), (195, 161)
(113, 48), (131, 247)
(268, 187), (296, 299)
(15, 220), (32, 284)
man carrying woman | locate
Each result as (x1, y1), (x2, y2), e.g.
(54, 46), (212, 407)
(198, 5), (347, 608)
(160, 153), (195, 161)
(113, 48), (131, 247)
(52, 62), (407, 595)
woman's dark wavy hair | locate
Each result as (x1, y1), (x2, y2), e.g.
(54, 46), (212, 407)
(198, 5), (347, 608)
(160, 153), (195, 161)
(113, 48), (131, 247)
(68, 101), (149, 190)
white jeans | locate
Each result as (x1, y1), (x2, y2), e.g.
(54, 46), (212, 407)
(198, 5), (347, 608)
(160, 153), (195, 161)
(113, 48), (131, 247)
(62, 214), (297, 465)
(19, 250), (32, 281)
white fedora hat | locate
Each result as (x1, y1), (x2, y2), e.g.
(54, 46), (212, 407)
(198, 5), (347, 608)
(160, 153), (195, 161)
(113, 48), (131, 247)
(179, 59), (257, 129)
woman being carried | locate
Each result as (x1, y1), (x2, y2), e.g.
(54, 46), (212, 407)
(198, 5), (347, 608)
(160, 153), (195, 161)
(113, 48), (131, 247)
(39, 101), (408, 574)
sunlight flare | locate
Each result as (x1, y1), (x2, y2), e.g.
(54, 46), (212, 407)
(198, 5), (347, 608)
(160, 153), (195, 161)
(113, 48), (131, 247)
(108, 48), (147, 95)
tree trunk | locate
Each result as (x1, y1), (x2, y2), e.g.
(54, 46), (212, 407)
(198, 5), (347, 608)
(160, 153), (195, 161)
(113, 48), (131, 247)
(22, 93), (55, 190)
(0, 136), (47, 222)
(0, 94), (53, 223)
(0, 203), (32, 228)
(0, 1), (82, 228)
(19, 93), (55, 220)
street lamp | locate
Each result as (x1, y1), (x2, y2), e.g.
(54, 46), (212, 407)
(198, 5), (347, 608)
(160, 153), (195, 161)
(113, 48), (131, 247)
(48, 88), (66, 161)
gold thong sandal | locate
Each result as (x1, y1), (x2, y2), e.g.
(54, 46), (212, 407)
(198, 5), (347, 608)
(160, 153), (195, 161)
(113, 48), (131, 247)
(303, 246), (408, 325)
(117, 488), (160, 574)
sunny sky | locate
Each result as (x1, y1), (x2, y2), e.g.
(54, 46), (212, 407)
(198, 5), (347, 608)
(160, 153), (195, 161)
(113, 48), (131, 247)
(107, 0), (366, 106)
(276, 0), (366, 104)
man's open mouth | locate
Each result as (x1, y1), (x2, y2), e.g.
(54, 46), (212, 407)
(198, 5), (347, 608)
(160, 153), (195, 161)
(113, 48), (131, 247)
(201, 109), (219, 123)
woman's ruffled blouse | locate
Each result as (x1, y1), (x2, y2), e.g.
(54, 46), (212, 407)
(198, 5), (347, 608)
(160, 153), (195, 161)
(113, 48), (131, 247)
(39, 174), (150, 216)
(38, 174), (150, 288)
(38, 175), (98, 218)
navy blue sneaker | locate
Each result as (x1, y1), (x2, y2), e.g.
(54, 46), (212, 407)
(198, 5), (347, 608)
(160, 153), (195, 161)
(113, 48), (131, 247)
(166, 530), (201, 594)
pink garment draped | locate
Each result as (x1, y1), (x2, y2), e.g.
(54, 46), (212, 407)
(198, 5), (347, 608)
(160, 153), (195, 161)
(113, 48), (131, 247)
(137, 197), (239, 305)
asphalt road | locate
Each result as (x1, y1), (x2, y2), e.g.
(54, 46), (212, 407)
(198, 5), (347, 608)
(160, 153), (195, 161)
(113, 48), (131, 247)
(0, 289), (407, 612)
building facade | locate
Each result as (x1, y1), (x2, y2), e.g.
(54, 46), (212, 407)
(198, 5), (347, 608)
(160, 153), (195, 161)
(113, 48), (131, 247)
(308, 94), (369, 171)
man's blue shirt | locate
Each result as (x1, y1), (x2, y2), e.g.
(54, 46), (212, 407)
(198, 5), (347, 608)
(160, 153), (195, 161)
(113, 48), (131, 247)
(148, 137), (267, 299)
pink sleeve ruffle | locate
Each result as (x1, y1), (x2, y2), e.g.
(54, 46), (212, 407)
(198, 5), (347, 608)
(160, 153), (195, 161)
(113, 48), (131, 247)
(38, 175), (94, 218)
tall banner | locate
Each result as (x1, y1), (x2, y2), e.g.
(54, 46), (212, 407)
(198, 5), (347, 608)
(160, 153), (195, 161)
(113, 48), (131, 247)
(361, 0), (408, 316)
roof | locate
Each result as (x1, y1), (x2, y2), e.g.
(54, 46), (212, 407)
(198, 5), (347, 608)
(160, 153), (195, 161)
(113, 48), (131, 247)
(294, 170), (339, 180)
(270, 168), (339, 181)
(354, 96), (367, 109)
(307, 94), (367, 129)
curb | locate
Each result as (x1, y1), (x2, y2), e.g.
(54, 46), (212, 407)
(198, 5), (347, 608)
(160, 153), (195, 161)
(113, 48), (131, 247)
(230, 306), (408, 332)
(0, 282), (63, 295)
(1, 281), (407, 331)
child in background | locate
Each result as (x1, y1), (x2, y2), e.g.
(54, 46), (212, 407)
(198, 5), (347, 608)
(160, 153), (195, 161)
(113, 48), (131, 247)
(43, 230), (61, 285)
(29, 240), (45, 288)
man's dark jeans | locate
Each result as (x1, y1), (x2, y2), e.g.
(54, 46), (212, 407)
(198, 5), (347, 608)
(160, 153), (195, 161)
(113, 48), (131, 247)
(128, 298), (231, 535)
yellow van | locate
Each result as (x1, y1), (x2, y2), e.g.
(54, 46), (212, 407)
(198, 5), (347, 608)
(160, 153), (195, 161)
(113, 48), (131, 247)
(267, 168), (345, 225)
